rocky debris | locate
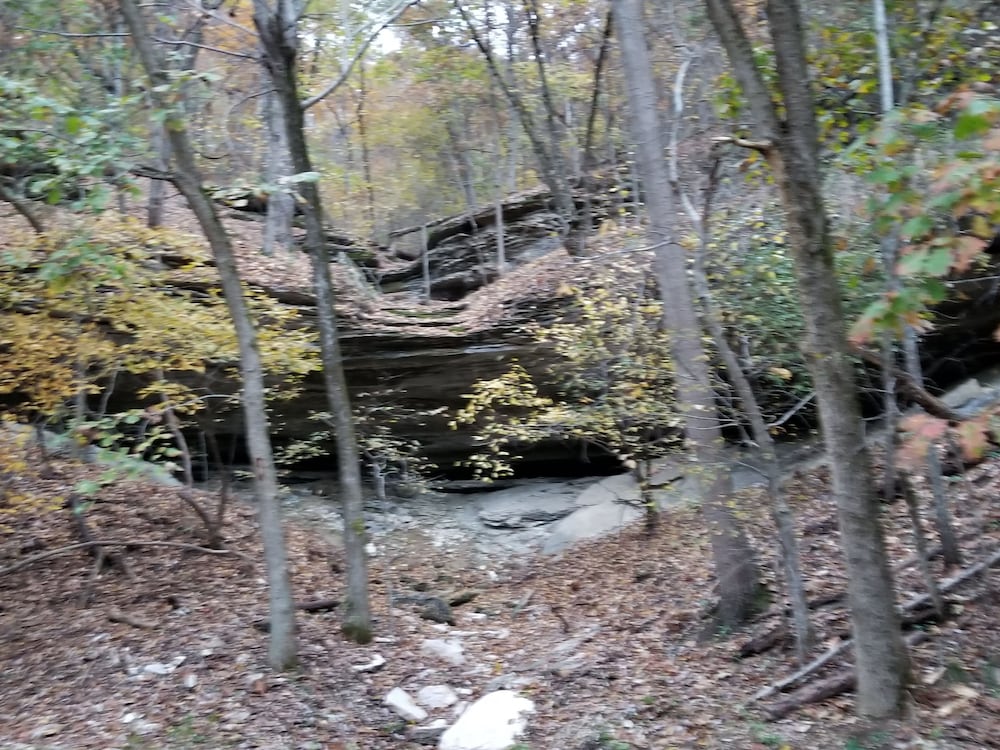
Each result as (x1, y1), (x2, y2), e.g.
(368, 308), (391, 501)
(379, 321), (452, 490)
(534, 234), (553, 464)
(409, 719), (449, 745)
(392, 593), (455, 625)
(351, 653), (386, 673)
(140, 656), (185, 676)
(419, 597), (454, 625)
(384, 687), (428, 722)
(420, 638), (466, 667)
(417, 685), (459, 709)
(939, 371), (1000, 417)
(542, 467), (694, 554)
(438, 690), (534, 750)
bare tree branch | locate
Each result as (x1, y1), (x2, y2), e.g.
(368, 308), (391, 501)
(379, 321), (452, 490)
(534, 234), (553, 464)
(14, 26), (130, 38)
(150, 36), (259, 60)
(301, 0), (419, 110)
(0, 180), (45, 234)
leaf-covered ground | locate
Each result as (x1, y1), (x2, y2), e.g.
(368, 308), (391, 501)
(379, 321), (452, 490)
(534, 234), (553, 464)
(2, 430), (999, 750)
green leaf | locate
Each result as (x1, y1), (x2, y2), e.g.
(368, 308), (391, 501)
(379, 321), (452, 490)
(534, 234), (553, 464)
(901, 215), (933, 240)
(75, 479), (101, 498)
(65, 114), (83, 135)
(923, 248), (955, 276)
(954, 112), (991, 139)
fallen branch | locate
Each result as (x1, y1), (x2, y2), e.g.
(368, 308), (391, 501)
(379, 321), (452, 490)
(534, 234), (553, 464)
(849, 345), (964, 422)
(764, 670), (854, 721)
(738, 623), (790, 658)
(712, 135), (774, 152)
(296, 598), (340, 613)
(108, 606), (157, 629)
(763, 632), (930, 720)
(900, 545), (1000, 613)
(747, 546), (1000, 705)
(1, 539), (254, 576)
(252, 597), (344, 630)
(69, 495), (134, 582)
(747, 640), (849, 704)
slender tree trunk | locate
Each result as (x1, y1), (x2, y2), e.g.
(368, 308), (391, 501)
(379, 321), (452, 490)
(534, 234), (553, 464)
(494, 196), (506, 275)
(615, 0), (760, 628)
(872, 0), (961, 566)
(253, 0), (372, 643)
(873, 0), (901, 501)
(691, 207), (814, 662)
(147, 125), (170, 228)
(355, 62), (377, 233)
(120, 0), (299, 670)
(263, 92), (295, 255)
(901, 473), (944, 616)
(704, 0), (910, 718)
(453, 0), (578, 245)
(928, 446), (962, 567)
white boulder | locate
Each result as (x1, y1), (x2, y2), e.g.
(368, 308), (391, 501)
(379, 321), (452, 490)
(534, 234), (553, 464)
(438, 690), (534, 750)
(420, 638), (466, 666)
(417, 684), (459, 709)
(385, 687), (428, 722)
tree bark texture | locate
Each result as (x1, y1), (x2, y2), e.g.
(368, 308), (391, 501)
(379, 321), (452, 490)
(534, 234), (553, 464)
(263, 91), (295, 255)
(614, 0), (760, 627)
(704, 0), (910, 718)
(119, 0), (299, 671)
(253, 0), (372, 643)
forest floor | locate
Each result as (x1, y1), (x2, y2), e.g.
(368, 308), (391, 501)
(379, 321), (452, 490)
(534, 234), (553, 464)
(3, 191), (1000, 749)
(2, 429), (999, 750)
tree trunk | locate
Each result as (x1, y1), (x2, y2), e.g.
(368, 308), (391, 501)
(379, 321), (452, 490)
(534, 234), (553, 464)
(355, 61), (377, 233)
(614, 0), (760, 628)
(927, 446), (963, 567)
(704, 0), (910, 718)
(692, 227), (814, 661)
(119, 0), (299, 671)
(147, 125), (170, 228)
(446, 115), (478, 213)
(262, 92), (295, 255)
(253, 0), (372, 643)
(900, 474), (944, 616)
(453, 0), (578, 247)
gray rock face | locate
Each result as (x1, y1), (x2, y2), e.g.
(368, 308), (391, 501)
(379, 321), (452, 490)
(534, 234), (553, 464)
(542, 495), (642, 554)
(475, 481), (589, 528)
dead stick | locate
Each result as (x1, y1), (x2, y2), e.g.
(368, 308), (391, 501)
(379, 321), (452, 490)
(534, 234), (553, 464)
(899, 546), (1000, 613)
(1, 540), (255, 576)
(108, 606), (157, 629)
(747, 546), (1000, 705)
(763, 632), (930, 721)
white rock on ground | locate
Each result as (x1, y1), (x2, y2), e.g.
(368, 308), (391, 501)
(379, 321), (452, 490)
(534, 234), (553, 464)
(438, 690), (534, 750)
(417, 684), (459, 709)
(420, 638), (466, 666)
(384, 687), (428, 722)
(351, 653), (386, 673)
